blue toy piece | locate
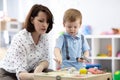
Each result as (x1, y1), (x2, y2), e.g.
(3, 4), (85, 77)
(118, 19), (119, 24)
(85, 63), (102, 69)
(81, 25), (92, 35)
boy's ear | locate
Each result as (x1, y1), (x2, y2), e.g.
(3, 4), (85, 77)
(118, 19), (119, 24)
(79, 24), (81, 28)
(63, 22), (65, 27)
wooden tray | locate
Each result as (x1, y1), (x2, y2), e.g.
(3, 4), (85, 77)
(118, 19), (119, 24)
(34, 71), (112, 80)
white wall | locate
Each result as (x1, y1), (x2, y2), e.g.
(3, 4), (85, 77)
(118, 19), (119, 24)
(6, 0), (120, 34)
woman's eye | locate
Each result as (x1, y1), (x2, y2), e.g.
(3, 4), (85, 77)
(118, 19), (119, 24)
(38, 20), (44, 22)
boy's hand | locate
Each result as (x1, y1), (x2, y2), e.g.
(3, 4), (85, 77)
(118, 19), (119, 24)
(54, 57), (62, 65)
(76, 57), (90, 63)
(77, 58), (85, 62)
(54, 58), (61, 70)
(54, 48), (62, 64)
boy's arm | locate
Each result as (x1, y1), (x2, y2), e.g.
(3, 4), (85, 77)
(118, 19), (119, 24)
(77, 50), (90, 62)
(54, 48), (62, 64)
(19, 60), (49, 80)
(84, 50), (89, 58)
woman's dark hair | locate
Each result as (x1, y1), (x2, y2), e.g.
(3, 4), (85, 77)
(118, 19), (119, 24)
(24, 4), (54, 33)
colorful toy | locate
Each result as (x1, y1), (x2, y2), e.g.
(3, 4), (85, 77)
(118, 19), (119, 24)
(88, 67), (104, 74)
(107, 44), (112, 57)
(97, 44), (112, 57)
(100, 28), (120, 35)
(79, 68), (88, 74)
(114, 70), (120, 80)
(112, 28), (120, 34)
(97, 53), (108, 57)
(85, 63), (101, 69)
(81, 25), (92, 35)
(116, 51), (120, 57)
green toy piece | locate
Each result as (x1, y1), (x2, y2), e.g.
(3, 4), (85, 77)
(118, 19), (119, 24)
(114, 70), (120, 80)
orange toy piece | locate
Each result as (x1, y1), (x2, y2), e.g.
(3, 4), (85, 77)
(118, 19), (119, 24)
(107, 45), (112, 57)
(112, 28), (120, 34)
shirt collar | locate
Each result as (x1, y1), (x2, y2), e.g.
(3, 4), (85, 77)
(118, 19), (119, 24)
(28, 32), (35, 45)
(27, 31), (45, 45)
(64, 32), (80, 39)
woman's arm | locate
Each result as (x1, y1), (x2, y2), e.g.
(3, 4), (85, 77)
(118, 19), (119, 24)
(19, 61), (49, 80)
(34, 60), (49, 73)
(19, 71), (34, 80)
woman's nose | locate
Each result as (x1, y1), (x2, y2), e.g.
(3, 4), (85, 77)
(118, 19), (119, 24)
(43, 22), (49, 27)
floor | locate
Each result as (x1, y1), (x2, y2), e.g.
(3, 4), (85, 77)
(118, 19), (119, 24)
(0, 48), (7, 60)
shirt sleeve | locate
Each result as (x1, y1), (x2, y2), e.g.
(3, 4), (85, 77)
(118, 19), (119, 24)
(55, 35), (64, 50)
(8, 35), (28, 79)
(82, 36), (90, 52)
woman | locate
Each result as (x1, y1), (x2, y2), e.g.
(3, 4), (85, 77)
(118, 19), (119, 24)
(0, 4), (54, 80)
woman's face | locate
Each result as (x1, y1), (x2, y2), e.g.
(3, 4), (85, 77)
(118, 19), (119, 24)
(31, 11), (49, 35)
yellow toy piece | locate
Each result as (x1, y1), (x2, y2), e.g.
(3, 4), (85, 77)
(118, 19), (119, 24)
(79, 68), (88, 74)
(97, 53), (108, 57)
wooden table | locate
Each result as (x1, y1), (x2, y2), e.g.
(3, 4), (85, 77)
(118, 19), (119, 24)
(34, 71), (112, 80)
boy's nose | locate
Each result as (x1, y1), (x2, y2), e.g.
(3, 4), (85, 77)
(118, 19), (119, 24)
(71, 28), (75, 31)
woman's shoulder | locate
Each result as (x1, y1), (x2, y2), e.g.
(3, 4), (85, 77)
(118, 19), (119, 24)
(12, 29), (29, 42)
(15, 29), (28, 36)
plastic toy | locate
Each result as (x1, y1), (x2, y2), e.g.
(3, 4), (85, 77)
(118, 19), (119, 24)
(81, 25), (92, 35)
(112, 28), (120, 34)
(97, 44), (112, 57)
(107, 44), (112, 57)
(114, 70), (120, 80)
(85, 63), (101, 69)
(116, 51), (120, 57)
(79, 68), (88, 74)
(100, 28), (120, 35)
(88, 67), (104, 74)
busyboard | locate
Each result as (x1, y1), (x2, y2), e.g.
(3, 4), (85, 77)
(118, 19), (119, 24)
(34, 71), (112, 80)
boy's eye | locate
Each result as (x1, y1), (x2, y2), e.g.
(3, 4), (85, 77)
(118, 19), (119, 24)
(74, 26), (77, 28)
(68, 26), (72, 28)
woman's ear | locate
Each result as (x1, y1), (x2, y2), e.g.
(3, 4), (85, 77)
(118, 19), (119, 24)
(31, 17), (34, 24)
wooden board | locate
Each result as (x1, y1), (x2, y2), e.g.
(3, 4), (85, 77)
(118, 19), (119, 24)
(34, 71), (112, 80)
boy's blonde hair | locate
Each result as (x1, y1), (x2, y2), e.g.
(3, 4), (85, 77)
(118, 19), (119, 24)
(63, 8), (82, 25)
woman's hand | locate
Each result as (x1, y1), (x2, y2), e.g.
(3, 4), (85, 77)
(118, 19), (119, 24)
(19, 72), (34, 80)
(34, 60), (49, 73)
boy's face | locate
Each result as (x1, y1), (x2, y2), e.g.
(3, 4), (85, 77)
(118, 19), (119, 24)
(63, 19), (81, 37)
